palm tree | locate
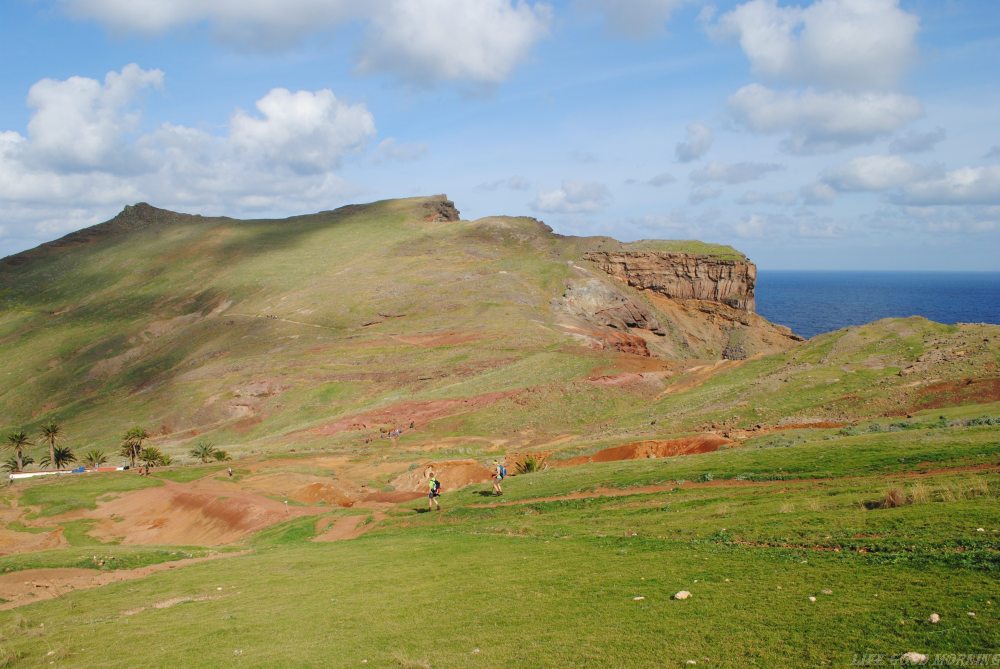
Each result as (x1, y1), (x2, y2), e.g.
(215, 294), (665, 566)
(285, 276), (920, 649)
(3, 454), (34, 472)
(82, 449), (108, 469)
(39, 420), (62, 471)
(139, 446), (168, 471)
(190, 440), (217, 463)
(40, 446), (76, 471)
(212, 449), (231, 462)
(119, 426), (149, 470)
(5, 431), (32, 472)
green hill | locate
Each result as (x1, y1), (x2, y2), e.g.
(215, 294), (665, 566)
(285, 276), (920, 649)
(1, 195), (997, 470)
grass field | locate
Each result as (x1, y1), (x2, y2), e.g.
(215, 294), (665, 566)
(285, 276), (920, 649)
(0, 418), (996, 668)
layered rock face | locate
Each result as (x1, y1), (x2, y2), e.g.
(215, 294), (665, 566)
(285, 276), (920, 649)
(585, 251), (756, 312)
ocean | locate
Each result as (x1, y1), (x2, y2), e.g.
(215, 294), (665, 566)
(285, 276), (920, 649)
(755, 271), (1000, 339)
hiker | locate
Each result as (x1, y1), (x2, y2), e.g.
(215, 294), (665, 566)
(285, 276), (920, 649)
(227, 467), (233, 478)
(492, 459), (506, 496)
(427, 470), (441, 510)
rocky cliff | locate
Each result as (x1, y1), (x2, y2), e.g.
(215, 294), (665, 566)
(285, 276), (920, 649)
(584, 251), (756, 312)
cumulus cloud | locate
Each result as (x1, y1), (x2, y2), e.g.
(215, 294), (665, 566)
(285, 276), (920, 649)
(358, 0), (552, 85)
(532, 181), (610, 213)
(230, 88), (375, 173)
(0, 65), (381, 254)
(63, 0), (551, 85)
(823, 154), (920, 192)
(889, 127), (946, 154)
(25, 63), (163, 171)
(713, 0), (919, 91)
(728, 84), (923, 152)
(675, 122), (713, 162)
(580, 0), (686, 38)
(690, 160), (783, 184)
(899, 166), (1000, 206)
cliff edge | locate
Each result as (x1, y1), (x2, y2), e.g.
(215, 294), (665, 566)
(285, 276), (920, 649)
(585, 251), (756, 312)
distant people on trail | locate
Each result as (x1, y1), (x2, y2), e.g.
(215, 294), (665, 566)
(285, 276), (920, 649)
(492, 460), (506, 496)
(427, 470), (441, 510)
(227, 467), (233, 478)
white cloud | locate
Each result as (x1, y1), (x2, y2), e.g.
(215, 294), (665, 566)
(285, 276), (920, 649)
(533, 180), (610, 213)
(63, 0), (551, 85)
(737, 190), (797, 206)
(690, 160), (783, 184)
(646, 172), (676, 187)
(714, 0), (919, 91)
(689, 184), (722, 204)
(230, 88), (375, 173)
(675, 122), (713, 162)
(25, 63), (163, 171)
(728, 84), (923, 152)
(581, 0), (686, 39)
(63, 0), (357, 44)
(889, 127), (946, 154)
(357, 0), (552, 85)
(800, 181), (837, 205)
(0, 66), (382, 254)
(900, 166), (1000, 206)
(733, 213), (767, 239)
(823, 154), (920, 192)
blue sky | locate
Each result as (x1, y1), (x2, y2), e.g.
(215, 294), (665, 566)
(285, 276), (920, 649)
(1, 0), (998, 269)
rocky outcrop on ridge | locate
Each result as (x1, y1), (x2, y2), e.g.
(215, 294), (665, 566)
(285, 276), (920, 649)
(585, 251), (757, 312)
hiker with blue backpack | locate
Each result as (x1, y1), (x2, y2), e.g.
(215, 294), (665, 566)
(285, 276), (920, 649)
(492, 460), (506, 496)
(427, 470), (441, 510)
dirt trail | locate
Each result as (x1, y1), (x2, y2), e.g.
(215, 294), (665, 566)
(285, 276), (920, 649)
(0, 550), (247, 611)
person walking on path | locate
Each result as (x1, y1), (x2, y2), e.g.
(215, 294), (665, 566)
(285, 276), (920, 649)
(427, 470), (441, 511)
(491, 460), (506, 496)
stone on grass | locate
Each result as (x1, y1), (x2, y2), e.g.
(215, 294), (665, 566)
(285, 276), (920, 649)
(928, 613), (940, 624)
(809, 596), (817, 602)
(686, 661), (697, 666)
(633, 596), (645, 601)
(900, 652), (928, 664)
(821, 589), (833, 595)
(967, 611), (976, 617)
(673, 591), (692, 600)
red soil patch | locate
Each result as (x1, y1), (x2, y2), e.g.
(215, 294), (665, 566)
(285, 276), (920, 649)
(0, 527), (66, 556)
(74, 480), (322, 546)
(911, 377), (1000, 410)
(560, 434), (733, 466)
(295, 482), (354, 507)
(389, 459), (494, 492)
(0, 551), (246, 610)
(308, 391), (514, 435)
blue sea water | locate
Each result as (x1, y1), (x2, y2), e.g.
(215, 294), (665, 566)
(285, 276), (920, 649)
(755, 271), (1000, 340)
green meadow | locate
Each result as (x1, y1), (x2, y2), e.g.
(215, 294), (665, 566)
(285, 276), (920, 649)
(0, 420), (996, 668)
